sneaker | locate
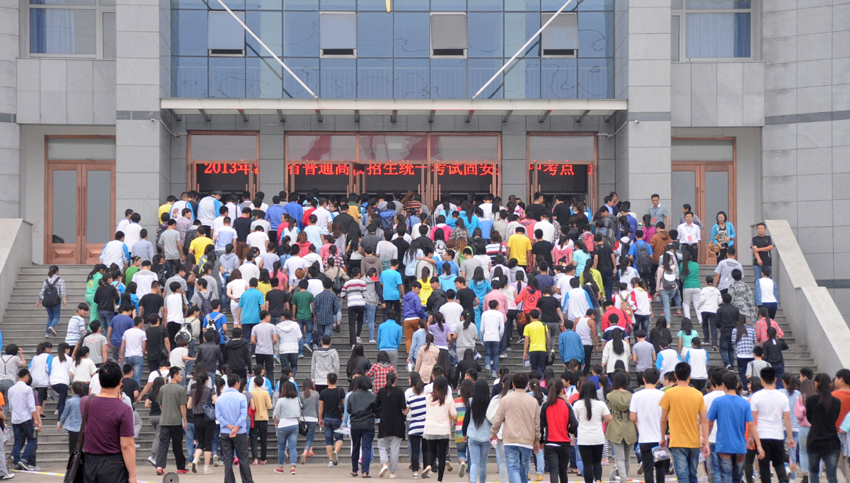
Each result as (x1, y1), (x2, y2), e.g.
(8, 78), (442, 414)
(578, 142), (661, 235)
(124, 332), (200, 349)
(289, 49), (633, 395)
(274, 468), (285, 474)
(459, 461), (467, 478)
(332, 450), (339, 466)
(44, 334), (49, 339)
(290, 467), (296, 475)
(380, 464), (389, 477)
(300, 454), (306, 465)
(334, 323), (341, 333)
(155, 468), (165, 476)
(14, 463), (30, 472)
(176, 469), (189, 474)
(537, 474), (544, 481)
(328, 461), (335, 467)
(445, 461), (453, 472)
(712, 346), (718, 351)
(506, 346), (512, 351)
(421, 466), (431, 478)
(213, 455), (220, 467)
(1, 474), (15, 480)
(49, 327), (57, 336)
(602, 458), (609, 466)
(356, 337), (363, 344)
(204, 467), (213, 475)
(499, 353), (507, 359)
(491, 370), (497, 379)
(192, 456), (199, 473)
(134, 443), (140, 448)
(53, 410), (58, 415)
(147, 456), (156, 467)
(637, 463), (644, 475)
(369, 340), (377, 344)
(389, 474), (397, 479)
(304, 345), (313, 354)
(412, 473), (419, 479)
(298, 354), (304, 358)
(726, 364), (733, 370)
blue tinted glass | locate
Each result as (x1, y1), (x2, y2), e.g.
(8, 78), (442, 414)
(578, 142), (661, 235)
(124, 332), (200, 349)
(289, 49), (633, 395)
(431, 59), (466, 98)
(394, 12), (429, 58)
(468, 12), (502, 57)
(468, 0), (502, 11)
(171, 10), (207, 56)
(245, 0), (281, 10)
(541, 58), (576, 98)
(321, 58), (356, 98)
(171, 0), (206, 9)
(577, 0), (614, 10)
(30, 8), (96, 54)
(284, 11), (319, 57)
(283, 0), (316, 9)
(358, 59), (393, 98)
(246, 58), (283, 97)
(541, 0), (572, 9)
(209, 58), (246, 98)
(504, 0), (539, 10)
(394, 59), (429, 98)
(578, 11), (613, 58)
(468, 59), (503, 99)
(246, 11), (282, 56)
(283, 58), (320, 98)
(357, 0), (384, 10)
(504, 58), (540, 98)
(431, 0), (466, 11)
(322, 0), (356, 9)
(393, 0), (428, 10)
(173, 57), (208, 97)
(577, 58), (612, 98)
(208, 0), (244, 10)
(358, 12), (393, 57)
(505, 12), (539, 58)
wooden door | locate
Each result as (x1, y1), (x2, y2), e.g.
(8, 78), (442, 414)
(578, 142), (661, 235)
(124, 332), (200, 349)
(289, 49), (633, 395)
(671, 162), (735, 264)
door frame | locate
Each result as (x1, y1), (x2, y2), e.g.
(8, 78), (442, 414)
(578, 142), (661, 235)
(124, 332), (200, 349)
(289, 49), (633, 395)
(44, 135), (117, 264)
(526, 132), (598, 209)
(671, 136), (737, 264)
(187, 131), (260, 194)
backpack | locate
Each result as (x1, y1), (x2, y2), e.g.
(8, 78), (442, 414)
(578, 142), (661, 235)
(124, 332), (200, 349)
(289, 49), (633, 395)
(41, 278), (61, 307)
(636, 241), (653, 275)
(661, 270), (678, 291)
(205, 312), (229, 344)
(380, 213), (394, 231)
(332, 271), (345, 295)
(581, 232), (595, 253)
(198, 291), (213, 320)
(176, 320), (194, 343)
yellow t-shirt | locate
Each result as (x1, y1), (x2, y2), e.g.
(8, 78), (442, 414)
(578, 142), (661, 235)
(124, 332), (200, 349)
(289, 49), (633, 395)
(158, 203), (172, 223)
(250, 389), (273, 421)
(189, 236), (213, 257)
(524, 320), (548, 352)
(659, 385), (706, 448)
(418, 280), (433, 305)
(257, 281), (272, 296)
(507, 234), (533, 266)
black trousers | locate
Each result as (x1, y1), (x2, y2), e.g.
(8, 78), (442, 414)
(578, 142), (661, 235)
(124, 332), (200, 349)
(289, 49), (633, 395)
(193, 414), (216, 452)
(545, 442), (570, 483)
(250, 420), (268, 461)
(68, 431), (80, 455)
(410, 435), (422, 472)
(579, 444), (604, 483)
(640, 442), (669, 483)
(83, 452), (128, 483)
(221, 433), (254, 483)
(583, 345), (593, 374)
(424, 438), (449, 481)
(758, 439), (788, 483)
(348, 305), (365, 346)
(156, 424), (187, 470)
(384, 300), (400, 318)
(255, 354), (275, 385)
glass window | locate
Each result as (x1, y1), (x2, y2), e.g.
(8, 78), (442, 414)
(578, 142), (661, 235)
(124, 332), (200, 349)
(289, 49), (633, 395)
(541, 58), (577, 99)
(245, 0), (281, 10)
(430, 59), (466, 98)
(671, 15), (680, 61)
(86, 169), (112, 245)
(288, 135), (356, 161)
(576, 0), (614, 10)
(504, 58), (540, 99)
(284, 11), (319, 57)
(322, 0), (356, 9)
(357, 59), (393, 98)
(172, 9), (208, 56)
(431, 135), (498, 162)
(283, 0), (316, 8)
(505, 12), (540, 58)
(246, 11), (282, 56)
(208, 11), (245, 55)
(102, 11), (115, 59)
(468, 59), (503, 99)
(320, 58), (356, 98)
(31, 0), (94, 5)
(394, 12), (429, 58)
(686, 12), (750, 58)
(172, 0), (208, 9)
(320, 12), (357, 52)
(468, 12), (502, 58)
(392, 0), (429, 10)
(47, 137), (116, 160)
(577, 11), (613, 58)
(431, 0), (466, 11)
(356, 0), (385, 10)
(30, 8), (96, 55)
(394, 58), (429, 98)
(541, 12), (578, 56)
(51, 170), (77, 245)
(246, 58), (283, 98)
(173, 57), (208, 98)
(360, 135), (428, 161)
(505, 0), (539, 10)
(468, 0), (502, 11)
(577, 58), (612, 99)
(192, 135), (258, 161)
(358, 13), (393, 58)
(209, 57), (246, 98)
(283, 58), (320, 98)
(687, 0), (750, 8)
(431, 13), (468, 56)
(672, 139), (734, 161)
(208, 0), (244, 9)
(529, 135), (594, 162)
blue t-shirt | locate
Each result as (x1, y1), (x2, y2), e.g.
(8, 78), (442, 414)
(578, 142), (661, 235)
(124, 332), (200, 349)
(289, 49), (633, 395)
(204, 312), (227, 344)
(377, 319), (402, 351)
(109, 314), (134, 346)
(380, 269), (403, 301)
(238, 288), (266, 326)
(628, 240), (653, 264)
(707, 394), (753, 455)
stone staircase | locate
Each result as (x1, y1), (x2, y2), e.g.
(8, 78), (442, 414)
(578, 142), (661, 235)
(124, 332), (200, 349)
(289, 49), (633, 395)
(0, 264), (816, 466)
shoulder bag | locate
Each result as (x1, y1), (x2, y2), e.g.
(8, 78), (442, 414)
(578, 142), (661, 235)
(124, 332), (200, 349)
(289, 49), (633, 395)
(297, 399), (308, 436)
(64, 395), (94, 483)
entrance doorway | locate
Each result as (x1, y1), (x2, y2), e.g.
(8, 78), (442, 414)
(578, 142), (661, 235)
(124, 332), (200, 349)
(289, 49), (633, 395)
(527, 134), (597, 209)
(671, 138), (736, 264)
(188, 133), (260, 195)
(45, 137), (116, 264)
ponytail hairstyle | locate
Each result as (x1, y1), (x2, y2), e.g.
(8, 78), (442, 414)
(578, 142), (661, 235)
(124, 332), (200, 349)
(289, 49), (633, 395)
(736, 314), (747, 342)
(423, 333), (435, 353)
(782, 372), (799, 394)
(547, 379), (566, 408)
(459, 378), (474, 408)
(515, 269), (525, 293)
(273, 260), (282, 279)
(529, 378), (543, 404)
(462, 310), (473, 330)
(815, 372), (833, 412)
(611, 328), (625, 356)
(432, 312), (445, 332)
(48, 265), (59, 278)
(579, 380), (598, 420)
(193, 372), (209, 405)
(409, 372), (425, 396)
(384, 371), (397, 394)
(74, 346), (89, 366)
(682, 249), (692, 277)
(56, 342), (69, 363)
(87, 264), (106, 282)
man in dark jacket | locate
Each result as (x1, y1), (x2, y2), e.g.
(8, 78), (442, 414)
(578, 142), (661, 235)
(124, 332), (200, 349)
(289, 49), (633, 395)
(195, 329), (223, 381)
(346, 376), (377, 477)
(223, 327), (252, 382)
(715, 292), (740, 371)
(426, 279), (447, 315)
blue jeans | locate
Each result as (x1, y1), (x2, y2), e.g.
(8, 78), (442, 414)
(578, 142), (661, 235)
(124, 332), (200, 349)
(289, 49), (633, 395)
(186, 339), (195, 376)
(45, 305), (61, 335)
(186, 421), (196, 457)
(634, 314), (650, 334)
(312, 324), (333, 351)
(505, 445), (532, 483)
(468, 440), (490, 483)
(799, 427), (810, 476)
(709, 443), (721, 483)
(126, 355), (143, 385)
(297, 319), (312, 356)
(304, 421), (317, 449)
(279, 353), (298, 376)
(351, 428), (375, 475)
(12, 420), (35, 464)
(212, 425), (220, 456)
(717, 453), (745, 483)
(660, 289), (678, 323)
(719, 332), (735, 368)
(98, 310), (114, 331)
(754, 265), (771, 280)
(365, 304), (377, 341)
(809, 448), (839, 483)
(277, 425), (299, 467)
(485, 341), (500, 375)
(323, 418), (343, 446)
(671, 447), (700, 483)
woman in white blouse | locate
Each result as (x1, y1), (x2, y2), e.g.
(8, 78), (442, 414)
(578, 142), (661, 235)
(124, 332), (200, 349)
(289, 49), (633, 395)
(574, 381), (612, 483)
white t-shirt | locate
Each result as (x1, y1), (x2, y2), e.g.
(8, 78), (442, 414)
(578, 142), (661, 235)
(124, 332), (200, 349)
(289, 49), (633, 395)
(283, 257), (308, 283)
(313, 207), (333, 235)
(703, 390), (725, 443)
(759, 278), (777, 304)
(439, 302), (464, 326)
(215, 226), (237, 251)
(212, 216), (226, 236)
(750, 389), (790, 440)
(170, 347), (189, 369)
(71, 358), (97, 383)
(239, 262), (261, 282)
(251, 219), (271, 233)
(148, 367), (171, 384)
(630, 388), (664, 444)
(122, 327), (147, 358)
(574, 399), (611, 446)
(227, 279), (249, 302)
(246, 231), (269, 254)
(49, 357), (72, 386)
(165, 293), (185, 324)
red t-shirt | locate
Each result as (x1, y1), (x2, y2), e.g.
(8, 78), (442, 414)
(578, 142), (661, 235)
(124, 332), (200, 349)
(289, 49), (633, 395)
(832, 390), (850, 430)
(543, 399), (574, 443)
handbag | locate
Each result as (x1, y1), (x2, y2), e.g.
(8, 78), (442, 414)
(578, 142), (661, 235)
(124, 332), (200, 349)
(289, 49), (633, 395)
(516, 311), (528, 327)
(298, 399), (308, 436)
(203, 402), (216, 422)
(65, 395), (94, 483)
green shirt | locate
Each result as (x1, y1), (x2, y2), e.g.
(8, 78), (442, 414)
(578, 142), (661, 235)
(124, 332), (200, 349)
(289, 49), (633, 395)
(677, 329), (699, 348)
(679, 261), (701, 289)
(124, 267), (139, 286)
(292, 290), (315, 320)
(157, 383), (188, 426)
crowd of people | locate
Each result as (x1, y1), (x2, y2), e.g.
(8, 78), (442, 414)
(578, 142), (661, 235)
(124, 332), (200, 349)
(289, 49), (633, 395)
(0, 188), (824, 483)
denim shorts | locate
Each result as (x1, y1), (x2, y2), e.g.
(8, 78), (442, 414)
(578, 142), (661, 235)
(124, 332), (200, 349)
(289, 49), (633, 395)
(323, 417), (344, 446)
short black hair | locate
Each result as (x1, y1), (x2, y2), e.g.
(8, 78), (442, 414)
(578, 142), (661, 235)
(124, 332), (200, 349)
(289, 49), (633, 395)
(674, 362), (691, 382)
(760, 366), (777, 384)
(641, 368), (660, 385)
(99, 361), (123, 389)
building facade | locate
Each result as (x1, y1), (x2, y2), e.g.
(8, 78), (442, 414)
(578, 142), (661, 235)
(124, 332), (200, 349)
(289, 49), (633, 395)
(4, 0), (846, 310)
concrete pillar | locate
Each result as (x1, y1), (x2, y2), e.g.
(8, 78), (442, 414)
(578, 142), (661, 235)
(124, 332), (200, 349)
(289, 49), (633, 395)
(0, 0), (20, 216)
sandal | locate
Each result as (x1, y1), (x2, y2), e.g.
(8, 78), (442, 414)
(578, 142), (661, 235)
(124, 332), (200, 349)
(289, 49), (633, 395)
(351, 472), (359, 477)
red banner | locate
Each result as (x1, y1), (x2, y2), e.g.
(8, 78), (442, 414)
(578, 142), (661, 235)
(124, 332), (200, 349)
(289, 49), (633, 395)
(287, 162), (499, 177)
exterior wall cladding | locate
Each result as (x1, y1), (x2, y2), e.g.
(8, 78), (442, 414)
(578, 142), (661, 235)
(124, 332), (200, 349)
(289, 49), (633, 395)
(8, 0), (850, 313)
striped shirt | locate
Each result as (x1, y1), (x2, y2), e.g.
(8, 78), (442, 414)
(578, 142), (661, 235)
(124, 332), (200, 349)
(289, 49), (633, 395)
(341, 278), (367, 307)
(454, 397), (467, 443)
(406, 391), (427, 436)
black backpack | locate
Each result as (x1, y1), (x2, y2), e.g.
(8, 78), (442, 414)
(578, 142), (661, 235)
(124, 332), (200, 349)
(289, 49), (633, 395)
(42, 279), (61, 307)
(636, 241), (653, 275)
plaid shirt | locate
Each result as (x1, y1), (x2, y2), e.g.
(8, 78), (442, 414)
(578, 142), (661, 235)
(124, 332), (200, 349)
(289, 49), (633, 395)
(313, 290), (340, 326)
(366, 363), (396, 390)
(730, 326), (757, 357)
